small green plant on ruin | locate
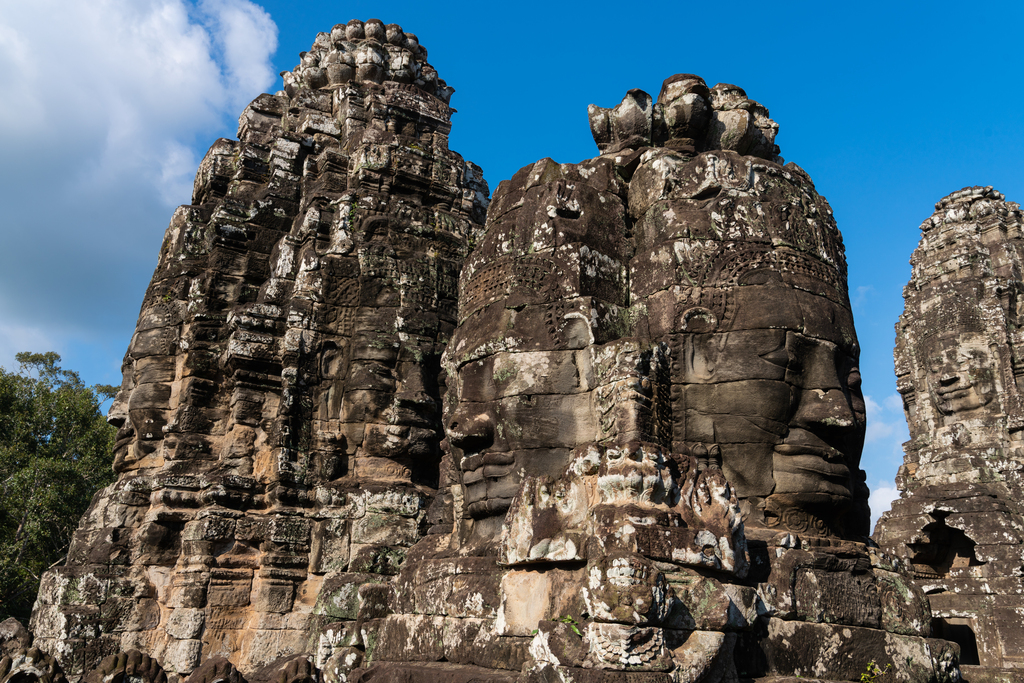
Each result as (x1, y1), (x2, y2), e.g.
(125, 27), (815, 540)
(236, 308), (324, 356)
(859, 661), (891, 683)
(558, 615), (582, 637)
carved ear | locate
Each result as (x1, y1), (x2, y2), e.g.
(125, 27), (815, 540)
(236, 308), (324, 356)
(681, 333), (726, 382)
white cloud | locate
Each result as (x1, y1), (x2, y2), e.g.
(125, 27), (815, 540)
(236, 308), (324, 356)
(0, 0), (278, 370)
(864, 394), (898, 443)
(0, 0), (277, 194)
(883, 393), (904, 412)
(861, 392), (911, 535)
(852, 284), (874, 310)
(200, 0), (279, 111)
(869, 481), (901, 532)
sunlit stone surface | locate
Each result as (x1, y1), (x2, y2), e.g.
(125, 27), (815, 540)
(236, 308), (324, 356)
(29, 20), (487, 680)
(18, 23), (963, 683)
(876, 186), (1024, 676)
(355, 75), (954, 683)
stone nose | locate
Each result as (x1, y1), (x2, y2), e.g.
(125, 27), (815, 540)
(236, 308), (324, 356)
(446, 405), (496, 455)
(107, 393), (129, 429)
(790, 386), (859, 438)
(939, 373), (960, 387)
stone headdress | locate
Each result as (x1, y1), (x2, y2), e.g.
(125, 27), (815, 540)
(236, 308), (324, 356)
(586, 75), (853, 334)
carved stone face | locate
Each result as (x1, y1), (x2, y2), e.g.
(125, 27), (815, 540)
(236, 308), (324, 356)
(107, 359), (135, 470)
(348, 335), (443, 482)
(924, 331), (996, 416)
(681, 282), (866, 527)
(448, 330), (675, 525)
(446, 346), (599, 523)
(443, 156), (632, 542)
(108, 353), (174, 472)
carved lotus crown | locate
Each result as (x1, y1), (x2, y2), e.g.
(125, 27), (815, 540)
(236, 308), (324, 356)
(280, 19), (454, 103)
(588, 74), (781, 160)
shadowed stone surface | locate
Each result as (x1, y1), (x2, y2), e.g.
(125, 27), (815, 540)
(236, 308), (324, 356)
(25, 22), (964, 683)
(876, 186), (1024, 677)
(81, 650), (167, 683)
(29, 20), (486, 681)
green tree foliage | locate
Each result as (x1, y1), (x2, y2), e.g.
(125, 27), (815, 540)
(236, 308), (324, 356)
(0, 352), (117, 624)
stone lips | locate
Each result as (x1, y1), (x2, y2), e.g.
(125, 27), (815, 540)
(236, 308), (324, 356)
(20, 20), (961, 683)
(877, 185), (1024, 675)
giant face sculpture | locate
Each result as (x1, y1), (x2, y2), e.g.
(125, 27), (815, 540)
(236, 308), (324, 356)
(446, 77), (870, 544)
(107, 304), (183, 473)
(895, 187), (1024, 444)
(627, 142), (868, 537)
(446, 346), (599, 521)
(444, 159), (632, 545)
(898, 277), (1010, 442)
(677, 273), (866, 533)
(448, 337), (664, 522)
(923, 330), (996, 416)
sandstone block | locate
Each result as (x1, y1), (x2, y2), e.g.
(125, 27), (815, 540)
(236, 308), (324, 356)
(164, 609), (205, 640)
(251, 579), (296, 614)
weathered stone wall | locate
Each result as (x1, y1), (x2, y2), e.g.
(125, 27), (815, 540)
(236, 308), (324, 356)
(15, 21), (969, 683)
(29, 20), (487, 681)
(347, 76), (957, 683)
(876, 186), (1024, 676)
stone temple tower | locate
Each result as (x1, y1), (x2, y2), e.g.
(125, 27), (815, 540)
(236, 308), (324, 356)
(876, 186), (1024, 678)
(18, 20), (967, 683)
(30, 19), (487, 680)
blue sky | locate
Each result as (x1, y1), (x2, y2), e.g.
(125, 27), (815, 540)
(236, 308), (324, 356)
(3, 0), (1023, 527)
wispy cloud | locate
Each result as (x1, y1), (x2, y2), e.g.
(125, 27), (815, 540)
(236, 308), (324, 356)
(852, 284), (875, 310)
(0, 322), (58, 372)
(883, 394), (904, 412)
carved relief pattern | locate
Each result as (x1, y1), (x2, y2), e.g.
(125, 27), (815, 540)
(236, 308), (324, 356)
(30, 19), (486, 681)
(876, 186), (1024, 671)
(22, 28), (955, 683)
